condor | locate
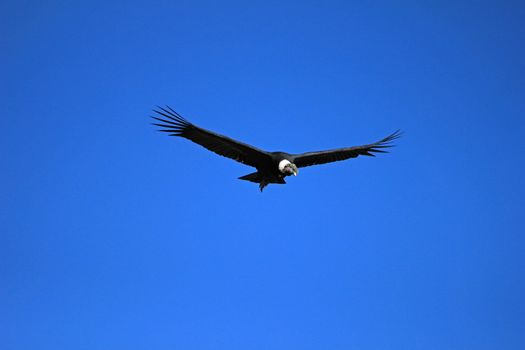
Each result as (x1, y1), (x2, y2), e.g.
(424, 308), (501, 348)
(152, 106), (400, 192)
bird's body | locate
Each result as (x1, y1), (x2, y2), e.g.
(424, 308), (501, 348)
(152, 106), (400, 191)
(238, 153), (296, 191)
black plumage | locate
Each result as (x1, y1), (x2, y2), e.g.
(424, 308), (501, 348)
(152, 106), (401, 191)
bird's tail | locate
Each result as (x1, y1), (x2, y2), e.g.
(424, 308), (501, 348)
(238, 172), (286, 191)
(238, 172), (262, 183)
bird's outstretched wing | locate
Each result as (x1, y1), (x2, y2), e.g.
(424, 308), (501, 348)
(291, 130), (401, 168)
(152, 106), (270, 167)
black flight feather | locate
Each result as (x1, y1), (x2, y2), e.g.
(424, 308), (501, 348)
(291, 130), (402, 168)
(151, 106), (270, 167)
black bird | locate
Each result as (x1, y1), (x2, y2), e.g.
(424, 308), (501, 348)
(152, 106), (401, 192)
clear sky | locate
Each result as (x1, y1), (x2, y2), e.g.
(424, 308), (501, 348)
(2, 1), (525, 349)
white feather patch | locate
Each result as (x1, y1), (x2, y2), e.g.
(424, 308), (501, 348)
(278, 159), (292, 173)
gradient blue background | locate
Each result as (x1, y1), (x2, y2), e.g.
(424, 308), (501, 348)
(2, 1), (525, 349)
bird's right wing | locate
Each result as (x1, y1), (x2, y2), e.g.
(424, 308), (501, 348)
(292, 130), (401, 168)
(152, 106), (270, 167)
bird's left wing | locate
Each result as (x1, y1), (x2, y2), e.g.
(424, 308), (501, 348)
(291, 130), (401, 168)
(152, 106), (270, 167)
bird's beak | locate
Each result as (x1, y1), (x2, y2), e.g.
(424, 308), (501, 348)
(293, 170), (297, 176)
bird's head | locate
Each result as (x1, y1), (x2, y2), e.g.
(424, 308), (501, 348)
(279, 159), (298, 176)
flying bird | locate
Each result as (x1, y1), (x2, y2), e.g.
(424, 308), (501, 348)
(152, 106), (401, 192)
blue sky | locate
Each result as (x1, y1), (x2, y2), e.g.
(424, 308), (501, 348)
(2, 1), (525, 349)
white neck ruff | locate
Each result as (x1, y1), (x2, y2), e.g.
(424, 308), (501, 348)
(278, 159), (292, 173)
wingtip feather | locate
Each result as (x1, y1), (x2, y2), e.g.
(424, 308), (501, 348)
(152, 106), (191, 127)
